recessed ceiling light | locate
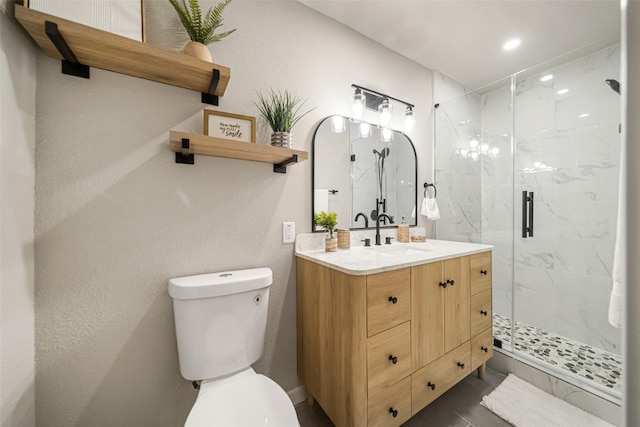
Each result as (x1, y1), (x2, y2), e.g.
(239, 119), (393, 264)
(557, 88), (569, 95)
(503, 39), (521, 50)
(540, 74), (554, 82)
(579, 113), (589, 118)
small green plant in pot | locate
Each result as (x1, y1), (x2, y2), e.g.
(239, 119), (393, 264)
(255, 89), (315, 148)
(168, 0), (236, 62)
(314, 211), (339, 252)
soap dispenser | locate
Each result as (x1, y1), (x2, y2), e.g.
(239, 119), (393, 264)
(397, 216), (410, 243)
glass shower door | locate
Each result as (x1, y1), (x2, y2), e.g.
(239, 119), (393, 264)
(511, 45), (622, 397)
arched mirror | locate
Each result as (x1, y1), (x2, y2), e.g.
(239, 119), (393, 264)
(312, 115), (417, 230)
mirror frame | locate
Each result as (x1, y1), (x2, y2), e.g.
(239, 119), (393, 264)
(311, 115), (418, 231)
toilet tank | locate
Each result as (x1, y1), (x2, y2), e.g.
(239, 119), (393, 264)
(168, 268), (272, 381)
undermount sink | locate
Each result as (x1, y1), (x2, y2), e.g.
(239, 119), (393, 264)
(369, 243), (433, 256)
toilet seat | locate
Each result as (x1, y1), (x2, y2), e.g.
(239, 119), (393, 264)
(185, 373), (300, 427)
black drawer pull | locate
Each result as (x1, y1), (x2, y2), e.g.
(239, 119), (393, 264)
(389, 355), (398, 364)
(447, 279), (455, 286)
(457, 362), (465, 369)
(480, 269), (487, 275)
(481, 346), (488, 353)
(389, 407), (398, 418)
(439, 281), (447, 288)
(388, 296), (398, 304)
(480, 310), (488, 316)
(427, 381), (436, 390)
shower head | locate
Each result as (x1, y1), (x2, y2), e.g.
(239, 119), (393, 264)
(606, 79), (621, 95)
(373, 147), (391, 158)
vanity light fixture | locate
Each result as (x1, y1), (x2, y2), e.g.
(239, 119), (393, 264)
(331, 116), (346, 133)
(378, 99), (392, 126)
(350, 84), (415, 133)
(404, 106), (415, 134)
(352, 89), (366, 119)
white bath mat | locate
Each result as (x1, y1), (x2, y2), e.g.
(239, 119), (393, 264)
(481, 374), (614, 427)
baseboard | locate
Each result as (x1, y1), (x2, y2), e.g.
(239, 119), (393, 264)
(287, 384), (307, 405)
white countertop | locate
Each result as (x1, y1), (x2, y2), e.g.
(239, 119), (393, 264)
(295, 238), (493, 275)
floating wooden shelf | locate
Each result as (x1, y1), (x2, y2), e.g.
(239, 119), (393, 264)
(14, 5), (230, 101)
(169, 131), (309, 173)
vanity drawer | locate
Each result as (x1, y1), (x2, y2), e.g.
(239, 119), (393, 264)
(367, 321), (412, 394)
(367, 376), (411, 427)
(470, 252), (492, 295)
(411, 341), (470, 414)
(470, 289), (492, 337)
(367, 268), (411, 337)
(471, 327), (493, 370)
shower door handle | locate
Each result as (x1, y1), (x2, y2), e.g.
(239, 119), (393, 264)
(522, 191), (534, 238)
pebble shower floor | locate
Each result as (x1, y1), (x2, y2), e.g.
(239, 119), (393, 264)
(493, 314), (622, 394)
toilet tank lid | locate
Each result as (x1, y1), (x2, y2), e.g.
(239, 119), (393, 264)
(168, 268), (273, 300)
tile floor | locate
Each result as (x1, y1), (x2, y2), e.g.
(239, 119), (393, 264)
(295, 367), (511, 427)
(493, 314), (623, 394)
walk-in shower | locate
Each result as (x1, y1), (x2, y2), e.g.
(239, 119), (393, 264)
(434, 43), (622, 402)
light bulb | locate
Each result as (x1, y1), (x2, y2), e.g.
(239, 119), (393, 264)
(459, 148), (469, 158)
(404, 107), (415, 134)
(358, 122), (371, 138)
(480, 143), (489, 154)
(469, 138), (479, 149)
(490, 146), (500, 157)
(378, 99), (392, 127)
(540, 74), (554, 82)
(331, 116), (346, 133)
(470, 152), (479, 161)
(381, 127), (393, 142)
(352, 91), (366, 119)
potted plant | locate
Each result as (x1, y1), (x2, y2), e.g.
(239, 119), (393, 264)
(168, 0), (236, 62)
(314, 211), (339, 252)
(255, 89), (315, 148)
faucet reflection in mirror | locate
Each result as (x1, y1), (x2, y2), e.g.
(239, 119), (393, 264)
(312, 116), (417, 231)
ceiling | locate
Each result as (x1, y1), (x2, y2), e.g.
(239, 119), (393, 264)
(300, 1), (621, 90)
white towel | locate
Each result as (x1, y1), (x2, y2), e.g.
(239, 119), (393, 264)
(421, 197), (440, 220)
(609, 136), (626, 328)
(314, 189), (329, 214)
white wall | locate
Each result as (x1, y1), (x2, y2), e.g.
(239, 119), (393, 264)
(32, 1), (433, 425)
(0, 1), (36, 426)
(624, 1), (640, 425)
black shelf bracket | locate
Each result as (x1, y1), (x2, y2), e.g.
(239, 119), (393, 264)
(201, 68), (220, 105)
(175, 138), (195, 165)
(274, 154), (298, 174)
(45, 21), (90, 79)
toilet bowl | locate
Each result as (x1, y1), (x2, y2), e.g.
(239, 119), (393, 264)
(185, 368), (299, 427)
(168, 268), (299, 427)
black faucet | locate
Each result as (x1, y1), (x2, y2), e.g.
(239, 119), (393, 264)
(375, 213), (393, 245)
(354, 212), (369, 228)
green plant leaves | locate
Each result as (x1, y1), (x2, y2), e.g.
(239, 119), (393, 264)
(168, 0), (236, 45)
(255, 89), (315, 133)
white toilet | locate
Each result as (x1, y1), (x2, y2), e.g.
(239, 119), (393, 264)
(168, 267), (300, 427)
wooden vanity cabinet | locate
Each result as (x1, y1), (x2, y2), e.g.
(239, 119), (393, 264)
(296, 250), (493, 427)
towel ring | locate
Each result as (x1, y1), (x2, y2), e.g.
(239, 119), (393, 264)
(424, 183), (437, 198)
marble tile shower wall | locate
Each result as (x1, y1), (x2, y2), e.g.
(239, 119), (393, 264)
(434, 44), (622, 356)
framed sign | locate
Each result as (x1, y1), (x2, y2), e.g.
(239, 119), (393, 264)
(204, 110), (256, 144)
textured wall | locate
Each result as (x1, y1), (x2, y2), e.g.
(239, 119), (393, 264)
(0, 0), (36, 426)
(33, 1), (433, 426)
